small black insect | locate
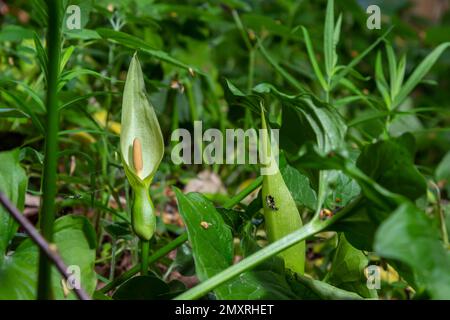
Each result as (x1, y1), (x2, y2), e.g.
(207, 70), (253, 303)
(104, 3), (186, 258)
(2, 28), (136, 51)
(265, 195), (279, 211)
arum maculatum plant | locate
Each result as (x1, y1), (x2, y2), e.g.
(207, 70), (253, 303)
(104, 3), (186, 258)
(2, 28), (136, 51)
(260, 106), (305, 275)
(120, 53), (164, 274)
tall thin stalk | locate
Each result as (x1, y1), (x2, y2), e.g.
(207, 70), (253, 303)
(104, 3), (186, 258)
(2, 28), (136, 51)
(140, 240), (150, 275)
(37, 0), (62, 300)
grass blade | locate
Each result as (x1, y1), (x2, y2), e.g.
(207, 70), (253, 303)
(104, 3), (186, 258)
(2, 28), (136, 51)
(375, 51), (391, 108)
(324, 0), (335, 78)
(393, 53), (406, 100)
(331, 26), (393, 90)
(257, 39), (306, 92)
(333, 13), (343, 68)
(385, 43), (398, 99)
(301, 27), (328, 91)
(394, 42), (450, 108)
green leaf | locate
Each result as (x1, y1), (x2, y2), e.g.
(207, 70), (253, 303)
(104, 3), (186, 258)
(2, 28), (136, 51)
(175, 190), (305, 299)
(331, 27), (393, 89)
(326, 169), (361, 208)
(280, 164), (317, 211)
(356, 133), (426, 201)
(386, 43), (398, 99)
(0, 80), (46, 114)
(33, 32), (48, 80)
(0, 215), (97, 299)
(327, 234), (377, 298)
(257, 39), (306, 92)
(96, 29), (202, 74)
(393, 42), (450, 108)
(60, 46), (75, 73)
(112, 275), (170, 300)
(0, 149), (27, 262)
(375, 51), (391, 108)
(174, 189), (233, 298)
(333, 15), (342, 67)
(224, 79), (261, 114)
(249, 84), (346, 154)
(301, 27), (328, 91)
(0, 25), (34, 41)
(375, 203), (450, 299)
(393, 54), (407, 100)
(331, 205), (378, 251)
(324, 0), (335, 78)
(291, 274), (363, 300)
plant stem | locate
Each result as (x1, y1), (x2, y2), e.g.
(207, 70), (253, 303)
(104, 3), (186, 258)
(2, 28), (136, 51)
(109, 239), (117, 281)
(37, 0), (62, 300)
(98, 176), (263, 293)
(140, 240), (150, 276)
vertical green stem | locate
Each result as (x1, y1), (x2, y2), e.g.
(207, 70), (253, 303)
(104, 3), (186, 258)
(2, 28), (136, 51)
(38, 0), (62, 300)
(140, 240), (150, 275)
(109, 239), (117, 281)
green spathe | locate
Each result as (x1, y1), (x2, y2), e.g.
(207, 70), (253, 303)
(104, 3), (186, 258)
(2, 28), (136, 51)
(260, 108), (305, 275)
(120, 53), (164, 240)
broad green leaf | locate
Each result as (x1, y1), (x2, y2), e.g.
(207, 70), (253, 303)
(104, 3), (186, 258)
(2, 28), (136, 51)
(356, 133), (426, 201)
(326, 234), (377, 298)
(224, 79), (261, 114)
(331, 204), (378, 251)
(0, 215), (97, 299)
(112, 275), (170, 300)
(326, 171), (361, 207)
(0, 149), (27, 262)
(174, 189), (233, 298)
(393, 42), (450, 108)
(250, 83), (347, 154)
(280, 164), (317, 211)
(375, 203), (450, 299)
